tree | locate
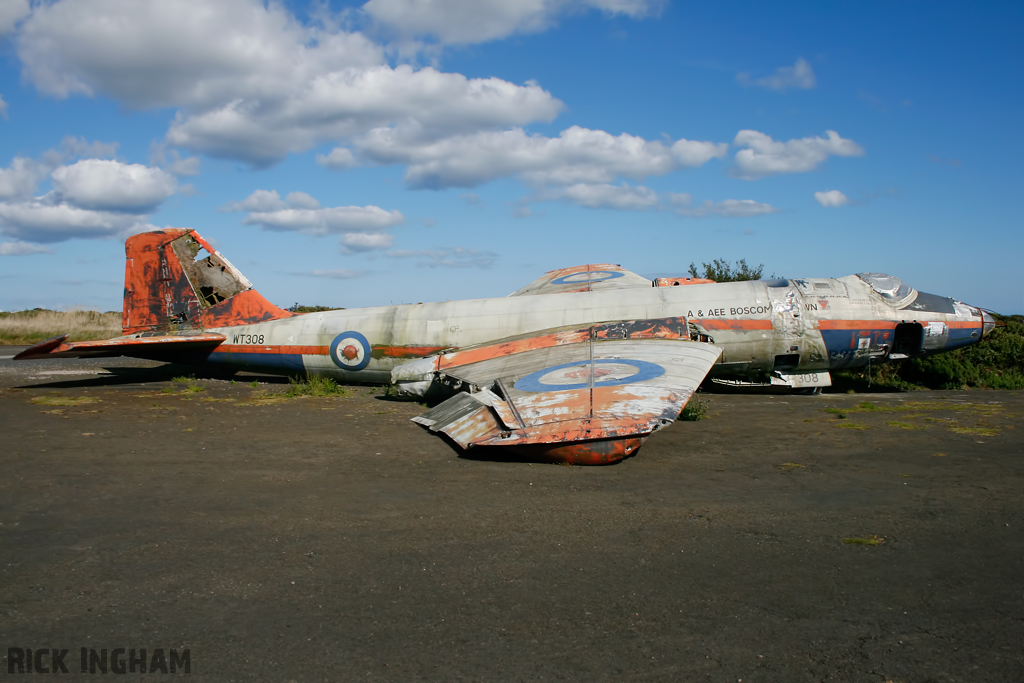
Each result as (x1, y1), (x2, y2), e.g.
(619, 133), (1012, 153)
(687, 258), (766, 282)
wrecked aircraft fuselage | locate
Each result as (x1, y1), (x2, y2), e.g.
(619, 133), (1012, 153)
(16, 229), (996, 465)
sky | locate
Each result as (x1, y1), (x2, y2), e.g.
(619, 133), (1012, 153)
(1, 0), (1022, 315)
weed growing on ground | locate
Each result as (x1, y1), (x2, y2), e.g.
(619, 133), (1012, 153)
(842, 536), (886, 546)
(284, 375), (353, 398)
(679, 394), (708, 421)
(949, 426), (998, 437)
(30, 395), (100, 406)
(887, 421), (925, 430)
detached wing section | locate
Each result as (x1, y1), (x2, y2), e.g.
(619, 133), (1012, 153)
(510, 264), (654, 296)
(396, 317), (722, 465)
(13, 333), (226, 361)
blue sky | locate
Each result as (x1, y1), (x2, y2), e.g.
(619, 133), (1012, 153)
(1, 0), (1021, 314)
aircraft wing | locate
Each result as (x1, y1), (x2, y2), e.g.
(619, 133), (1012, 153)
(395, 317), (722, 463)
(509, 264), (654, 296)
(13, 333), (226, 360)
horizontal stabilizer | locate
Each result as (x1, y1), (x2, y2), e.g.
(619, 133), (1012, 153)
(14, 333), (226, 361)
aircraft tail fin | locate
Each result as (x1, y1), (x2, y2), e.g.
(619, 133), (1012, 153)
(122, 229), (293, 335)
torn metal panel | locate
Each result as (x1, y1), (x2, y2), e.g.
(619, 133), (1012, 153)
(169, 232), (252, 308)
(414, 334), (722, 462)
(122, 229), (293, 335)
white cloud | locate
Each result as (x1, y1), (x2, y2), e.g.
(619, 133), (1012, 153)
(0, 158), (45, 201)
(549, 182), (659, 210)
(16, 1), (564, 167)
(284, 191), (320, 210)
(51, 159), (178, 212)
(357, 125), (727, 189)
(164, 66), (563, 166)
(363, 0), (662, 45)
(341, 232), (395, 253)
(732, 130), (865, 180)
(150, 147), (201, 176)
(387, 246), (496, 268)
(42, 136), (119, 168)
(0, 200), (153, 243)
(316, 147), (358, 170)
(17, 0), (382, 108)
(0, 0), (29, 34)
(224, 190), (405, 236)
(0, 147), (175, 244)
(0, 240), (53, 255)
(310, 268), (366, 279)
(737, 58), (816, 92)
(814, 190), (850, 207)
(222, 189), (289, 213)
(679, 199), (780, 218)
(0, 94), (7, 119)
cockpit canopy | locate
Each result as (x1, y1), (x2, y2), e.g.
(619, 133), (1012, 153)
(856, 273), (916, 306)
(856, 272), (970, 315)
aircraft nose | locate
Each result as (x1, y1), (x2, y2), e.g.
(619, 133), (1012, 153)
(981, 310), (997, 338)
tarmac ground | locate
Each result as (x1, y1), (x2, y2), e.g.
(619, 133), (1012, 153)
(1, 349), (1022, 682)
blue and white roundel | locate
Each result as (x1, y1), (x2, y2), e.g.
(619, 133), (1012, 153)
(514, 358), (664, 393)
(551, 270), (625, 285)
(329, 331), (371, 371)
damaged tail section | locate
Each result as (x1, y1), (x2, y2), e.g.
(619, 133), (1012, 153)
(15, 228), (292, 361)
(123, 228), (292, 334)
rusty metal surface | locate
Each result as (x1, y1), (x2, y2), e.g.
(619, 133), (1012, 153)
(507, 436), (646, 465)
(654, 277), (716, 286)
(121, 229), (292, 336)
(13, 333), (226, 360)
(412, 335), (722, 460)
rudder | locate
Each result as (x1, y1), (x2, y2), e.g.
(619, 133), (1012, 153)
(122, 229), (292, 335)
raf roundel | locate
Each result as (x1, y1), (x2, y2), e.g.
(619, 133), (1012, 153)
(551, 270), (625, 285)
(514, 358), (665, 393)
(329, 331), (372, 371)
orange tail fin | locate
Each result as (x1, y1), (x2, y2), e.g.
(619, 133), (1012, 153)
(122, 229), (293, 335)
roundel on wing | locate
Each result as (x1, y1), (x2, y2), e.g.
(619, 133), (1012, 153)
(513, 358), (664, 393)
(551, 270), (625, 285)
(329, 331), (372, 371)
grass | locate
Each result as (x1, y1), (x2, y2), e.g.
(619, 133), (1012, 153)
(842, 536), (886, 546)
(0, 308), (120, 345)
(30, 395), (101, 406)
(949, 426), (998, 437)
(887, 421), (925, 430)
(679, 394), (708, 421)
(777, 462), (806, 471)
(836, 422), (869, 430)
(283, 375), (354, 398)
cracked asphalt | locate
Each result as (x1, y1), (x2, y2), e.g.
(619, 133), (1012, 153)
(1, 349), (1022, 682)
